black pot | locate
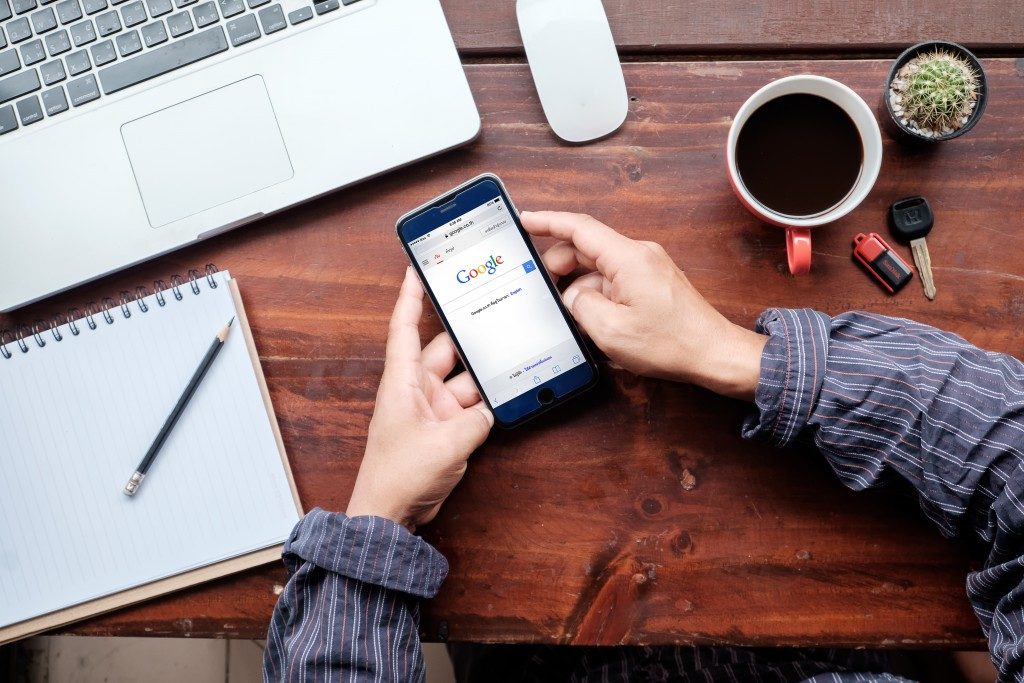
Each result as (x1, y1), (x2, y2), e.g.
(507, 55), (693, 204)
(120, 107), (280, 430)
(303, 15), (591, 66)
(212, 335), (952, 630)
(882, 40), (988, 143)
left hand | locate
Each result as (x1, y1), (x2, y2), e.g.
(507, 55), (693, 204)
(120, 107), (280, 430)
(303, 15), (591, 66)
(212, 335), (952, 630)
(346, 267), (494, 529)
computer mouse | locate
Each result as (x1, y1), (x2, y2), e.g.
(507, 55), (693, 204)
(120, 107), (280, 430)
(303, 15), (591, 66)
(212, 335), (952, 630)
(516, 0), (629, 143)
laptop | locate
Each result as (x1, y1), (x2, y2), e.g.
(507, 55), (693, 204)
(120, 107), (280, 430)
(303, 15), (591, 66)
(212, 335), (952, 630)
(0, 0), (480, 311)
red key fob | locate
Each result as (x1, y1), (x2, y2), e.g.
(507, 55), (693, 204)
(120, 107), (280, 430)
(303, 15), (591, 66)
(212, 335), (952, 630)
(852, 233), (913, 294)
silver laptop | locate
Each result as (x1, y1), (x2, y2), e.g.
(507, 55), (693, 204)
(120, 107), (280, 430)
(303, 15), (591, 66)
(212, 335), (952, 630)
(0, 0), (479, 311)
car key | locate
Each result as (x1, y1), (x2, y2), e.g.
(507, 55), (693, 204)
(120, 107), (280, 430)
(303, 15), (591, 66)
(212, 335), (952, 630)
(889, 196), (936, 300)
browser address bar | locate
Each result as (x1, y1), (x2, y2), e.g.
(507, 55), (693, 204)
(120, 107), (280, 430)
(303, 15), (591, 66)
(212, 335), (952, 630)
(412, 203), (508, 255)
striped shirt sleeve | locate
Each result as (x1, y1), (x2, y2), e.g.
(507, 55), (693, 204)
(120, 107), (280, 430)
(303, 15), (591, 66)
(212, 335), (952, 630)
(744, 308), (1024, 682)
(263, 508), (447, 682)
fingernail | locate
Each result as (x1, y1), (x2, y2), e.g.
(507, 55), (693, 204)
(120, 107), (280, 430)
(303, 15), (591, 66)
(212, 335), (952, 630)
(563, 286), (578, 311)
(479, 405), (495, 426)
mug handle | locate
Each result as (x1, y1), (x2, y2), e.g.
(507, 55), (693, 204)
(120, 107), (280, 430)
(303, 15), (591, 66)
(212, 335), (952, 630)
(786, 228), (812, 276)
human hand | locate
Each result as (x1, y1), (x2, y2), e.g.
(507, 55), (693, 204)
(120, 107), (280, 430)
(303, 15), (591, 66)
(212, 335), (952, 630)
(521, 211), (766, 400)
(346, 268), (494, 529)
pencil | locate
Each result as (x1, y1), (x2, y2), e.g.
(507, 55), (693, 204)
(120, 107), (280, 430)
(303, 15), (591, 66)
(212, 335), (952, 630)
(123, 317), (235, 497)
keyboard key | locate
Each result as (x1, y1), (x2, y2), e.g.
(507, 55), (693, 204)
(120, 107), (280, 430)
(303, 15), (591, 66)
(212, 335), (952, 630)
(39, 57), (64, 82)
(0, 103), (17, 133)
(215, 0), (239, 16)
(89, 37), (112, 62)
(165, 9), (190, 35)
(7, 17), (32, 42)
(286, 6), (309, 24)
(81, 0), (104, 12)
(55, 0), (79, 22)
(98, 24), (225, 93)
(0, 29), (6, 50)
(66, 71), (97, 104)
(256, 3), (281, 33)
(95, 8), (119, 33)
(341, 0), (361, 4)
(40, 83), (65, 112)
(20, 38), (45, 64)
(16, 93), (41, 123)
(70, 18), (95, 44)
(12, 0), (36, 14)
(114, 28), (138, 54)
(65, 48), (92, 75)
(144, 0), (168, 15)
(174, 0), (194, 6)
(65, 46), (89, 71)
(191, 0), (214, 26)
(0, 68), (40, 104)
(225, 11), (255, 45)
(0, 0), (12, 20)
(44, 28), (70, 53)
(246, 0), (267, 7)
(313, 0), (337, 15)
(140, 18), (164, 45)
(31, 4), (56, 31)
(0, 48), (18, 75)
(119, 0), (143, 25)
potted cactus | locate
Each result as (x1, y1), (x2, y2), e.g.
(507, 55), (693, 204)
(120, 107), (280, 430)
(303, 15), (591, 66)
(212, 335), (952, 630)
(883, 40), (987, 142)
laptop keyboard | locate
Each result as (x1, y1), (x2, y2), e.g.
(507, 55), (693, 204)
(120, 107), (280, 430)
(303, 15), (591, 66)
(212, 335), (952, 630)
(0, 0), (362, 135)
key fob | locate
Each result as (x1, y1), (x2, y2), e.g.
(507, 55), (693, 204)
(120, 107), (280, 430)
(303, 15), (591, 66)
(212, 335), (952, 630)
(889, 196), (934, 242)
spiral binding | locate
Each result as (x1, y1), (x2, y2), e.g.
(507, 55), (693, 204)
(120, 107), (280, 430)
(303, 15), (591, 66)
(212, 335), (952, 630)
(0, 264), (219, 361)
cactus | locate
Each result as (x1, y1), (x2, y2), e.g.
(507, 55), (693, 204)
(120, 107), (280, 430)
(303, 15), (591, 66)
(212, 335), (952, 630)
(892, 49), (980, 135)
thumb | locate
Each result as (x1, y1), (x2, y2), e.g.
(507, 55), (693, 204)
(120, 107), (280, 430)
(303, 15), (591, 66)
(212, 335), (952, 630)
(443, 404), (494, 456)
(563, 286), (621, 342)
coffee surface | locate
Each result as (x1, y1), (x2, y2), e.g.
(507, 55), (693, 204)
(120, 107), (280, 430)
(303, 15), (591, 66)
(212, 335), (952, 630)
(736, 93), (863, 217)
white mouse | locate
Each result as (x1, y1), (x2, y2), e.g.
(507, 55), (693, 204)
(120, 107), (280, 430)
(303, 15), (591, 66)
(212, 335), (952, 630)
(517, 0), (629, 143)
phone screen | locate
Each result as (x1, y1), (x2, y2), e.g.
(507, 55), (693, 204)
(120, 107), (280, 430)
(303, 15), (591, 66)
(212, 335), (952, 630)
(399, 177), (596, 425)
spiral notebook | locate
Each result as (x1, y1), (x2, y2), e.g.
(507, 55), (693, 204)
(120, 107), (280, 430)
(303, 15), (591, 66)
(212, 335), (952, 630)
(0, 269), (302, 644)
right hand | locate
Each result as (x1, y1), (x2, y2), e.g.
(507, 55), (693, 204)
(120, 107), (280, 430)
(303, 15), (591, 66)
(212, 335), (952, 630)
(521, 211), (766, 400)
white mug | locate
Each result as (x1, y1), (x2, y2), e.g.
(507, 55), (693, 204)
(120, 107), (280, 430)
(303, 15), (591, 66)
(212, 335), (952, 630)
(726, 75), (883, 275)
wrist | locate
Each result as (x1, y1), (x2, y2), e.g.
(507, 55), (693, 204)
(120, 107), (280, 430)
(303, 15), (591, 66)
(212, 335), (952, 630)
(346, 491), (410, 529)
(694, 323), (767, 401)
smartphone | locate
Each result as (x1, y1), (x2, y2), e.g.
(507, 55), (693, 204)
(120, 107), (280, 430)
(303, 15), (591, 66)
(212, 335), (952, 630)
(397, 174), (598, 428)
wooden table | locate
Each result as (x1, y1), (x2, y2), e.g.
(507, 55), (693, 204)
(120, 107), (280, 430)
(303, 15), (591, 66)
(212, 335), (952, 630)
(5, 1), (1024, 648)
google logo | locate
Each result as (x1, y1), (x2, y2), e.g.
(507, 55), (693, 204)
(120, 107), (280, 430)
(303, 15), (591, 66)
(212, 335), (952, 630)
(456, 255), (504, 283)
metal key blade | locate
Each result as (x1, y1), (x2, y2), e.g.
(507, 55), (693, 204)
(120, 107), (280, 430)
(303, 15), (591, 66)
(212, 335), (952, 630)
(910, 238), (936, 300)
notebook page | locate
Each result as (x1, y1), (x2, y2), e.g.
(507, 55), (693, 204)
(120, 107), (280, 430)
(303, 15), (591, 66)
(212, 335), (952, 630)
(0, 271), (300, 628)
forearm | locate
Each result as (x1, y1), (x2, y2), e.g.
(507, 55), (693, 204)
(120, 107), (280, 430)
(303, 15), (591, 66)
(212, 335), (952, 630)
(743, 308), (1024, 680)
(263, 508), (447, 683)
(743, 308), (1024, 538)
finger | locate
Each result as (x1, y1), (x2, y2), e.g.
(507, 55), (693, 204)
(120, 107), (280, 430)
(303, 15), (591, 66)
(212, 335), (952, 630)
(562, 287), (624, 341)
(444, 371), (482, 408)
(385, 268), (425, 366)
(571, 271), (607, 297)
(521, 211), (638, 280)
(421, 332), (458, 378)
(443, 403), (494, 454)
(540, 241), (597, 279)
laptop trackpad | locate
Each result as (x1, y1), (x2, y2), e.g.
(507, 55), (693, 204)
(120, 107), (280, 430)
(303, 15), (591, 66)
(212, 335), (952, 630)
(121, 76), (294, 228)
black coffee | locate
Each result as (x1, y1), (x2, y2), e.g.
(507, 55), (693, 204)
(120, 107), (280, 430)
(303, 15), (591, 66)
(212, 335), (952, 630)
(736, 93), (863, 217)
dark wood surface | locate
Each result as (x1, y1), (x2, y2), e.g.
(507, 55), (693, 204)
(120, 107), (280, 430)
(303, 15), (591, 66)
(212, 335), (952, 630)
(6, 55), (1024, 646)
(442, 0), (1024, 55)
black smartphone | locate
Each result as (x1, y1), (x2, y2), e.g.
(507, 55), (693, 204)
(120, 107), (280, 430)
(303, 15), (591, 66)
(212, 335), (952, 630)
(397, 174), (598, 428)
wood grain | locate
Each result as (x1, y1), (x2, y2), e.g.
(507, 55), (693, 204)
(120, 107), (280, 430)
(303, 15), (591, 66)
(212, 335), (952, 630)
(6, 58), (1023, 645)
(442, 1), (1024, 56)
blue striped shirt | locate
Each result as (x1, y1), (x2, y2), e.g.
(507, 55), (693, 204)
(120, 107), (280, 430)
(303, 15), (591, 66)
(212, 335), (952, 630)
(264, 309), (1024, 681)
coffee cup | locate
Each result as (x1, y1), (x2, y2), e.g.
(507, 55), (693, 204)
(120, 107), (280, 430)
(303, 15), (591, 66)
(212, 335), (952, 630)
(726, 75), (882, 275)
